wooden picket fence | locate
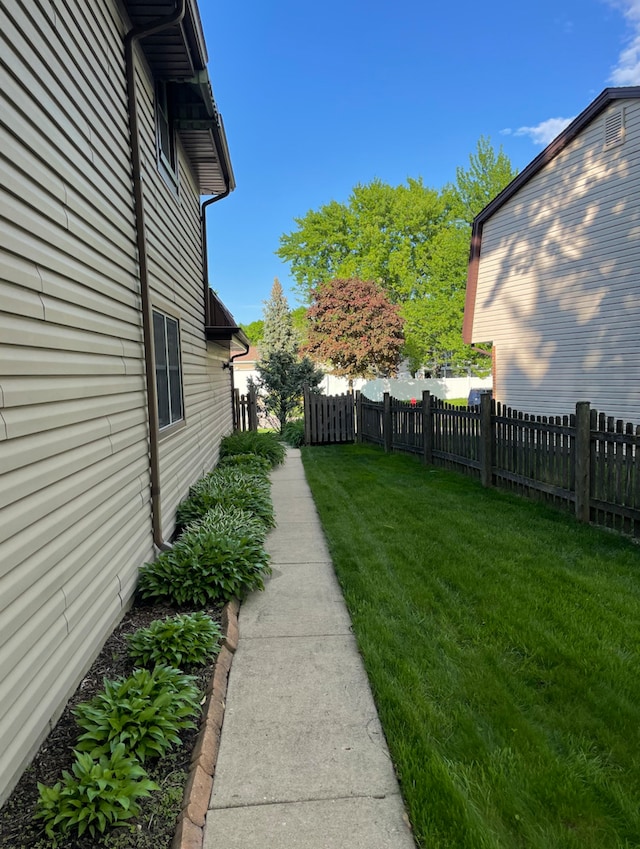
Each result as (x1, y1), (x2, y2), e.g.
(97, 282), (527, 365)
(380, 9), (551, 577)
(311, 390), (640, 538)
(233, 387), (258, 431)
(303, 389), (355, 444)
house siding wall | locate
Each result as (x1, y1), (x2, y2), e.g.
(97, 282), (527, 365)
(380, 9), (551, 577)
(0, 0), (153, 802)
(131, 59), (234, 540)
(0, 0), (233, 803)
(471, 99), (640, 422)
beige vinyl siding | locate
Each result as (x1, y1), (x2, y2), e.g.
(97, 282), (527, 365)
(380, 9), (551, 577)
(131, 58), (234, 539)
(1, 0), (235, 804)
(0, 0), (154, 803)
(472, 98), (640, 422)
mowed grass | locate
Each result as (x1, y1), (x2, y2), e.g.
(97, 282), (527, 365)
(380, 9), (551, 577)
(301, 444), (640, 849)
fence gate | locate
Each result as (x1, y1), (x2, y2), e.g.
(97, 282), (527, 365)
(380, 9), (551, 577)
(233, 387), (258, 431)
(304, 389), (355, 445)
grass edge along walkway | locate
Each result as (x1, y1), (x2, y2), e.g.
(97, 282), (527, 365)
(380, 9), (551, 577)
(301, 444), (640, 849)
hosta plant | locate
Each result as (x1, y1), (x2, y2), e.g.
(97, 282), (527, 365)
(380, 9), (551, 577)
(216, 452), (272, 477)
(188, 503), (268, 543)
(137, 507), (271, 606)
(126, 611), (222, 670)
(73, 665), (200, 762)
(34, 743), (157, 844)
(176, 466), (274, 529)
(282, 419), (305, 447)
(220, 430), (286, 468)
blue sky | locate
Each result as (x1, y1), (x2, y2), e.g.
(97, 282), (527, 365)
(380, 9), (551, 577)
(200, 0), (640, 325)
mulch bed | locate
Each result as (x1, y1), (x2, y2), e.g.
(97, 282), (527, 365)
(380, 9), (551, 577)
(0, 599), (224, 849)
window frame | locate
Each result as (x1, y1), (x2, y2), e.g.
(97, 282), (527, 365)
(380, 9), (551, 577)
(152, 308), (185, 431)
(155, 80), (179, 187)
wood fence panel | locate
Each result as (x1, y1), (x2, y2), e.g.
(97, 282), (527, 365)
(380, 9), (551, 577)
(354, 393), (640, 540)
(304, 392), (355, 445)
(233, 388), (258, 432)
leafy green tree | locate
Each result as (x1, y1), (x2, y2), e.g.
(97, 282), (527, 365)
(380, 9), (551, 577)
(261, 278), (298, 356)
(304, 278), (404, 379)
(277, 141), (516, 375)
(401, 220), (473, 374)
(278, 178), (447, 304)
(252, 351), (323, 433)
(240, 319), (264, 345)
(291, 306), (309, 346)
(453, 135), (518, 223)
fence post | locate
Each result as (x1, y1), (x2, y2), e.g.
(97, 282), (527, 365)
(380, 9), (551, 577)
(383, 392), (392, 453)
(575, 401), (591, 523)
(233, 388), (240, 430)
(422, 390), (432, 465)
(248, 385), (258, 431)
(303, 386), (312, 445)
(355, 391), (362, 443)
(480, 392), (493, 488)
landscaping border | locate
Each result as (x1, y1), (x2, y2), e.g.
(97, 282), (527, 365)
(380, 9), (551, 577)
(171, 597), (240, 849)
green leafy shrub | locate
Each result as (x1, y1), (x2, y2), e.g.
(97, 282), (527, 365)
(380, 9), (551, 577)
(217, 452), (272, 477)
(220, 430), (286, 468)
(176, 466), (274, 529)
(188, 503), (269, 542)
(137, 507), (271, 605)
(126, 612), (222, 670)
(282, 419), (305, 447)
(34, 743), (157, 843)
(73, 666), (200, 762)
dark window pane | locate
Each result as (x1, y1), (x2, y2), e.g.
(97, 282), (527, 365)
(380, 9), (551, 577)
(166, 317), (183, 422)
(153, 311), (170, 428)
(156, 82), (176, 174)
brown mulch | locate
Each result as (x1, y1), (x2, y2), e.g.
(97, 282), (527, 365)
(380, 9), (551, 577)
(0, 600), (224, 849)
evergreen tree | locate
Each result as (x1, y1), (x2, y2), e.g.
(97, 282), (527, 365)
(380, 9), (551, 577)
(252, 351), (323, 433)
(260, 278), (298, 356)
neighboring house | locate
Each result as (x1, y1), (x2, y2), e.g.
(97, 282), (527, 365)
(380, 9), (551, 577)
(463, 86), (640, 423)
(0, 0), (247, 803)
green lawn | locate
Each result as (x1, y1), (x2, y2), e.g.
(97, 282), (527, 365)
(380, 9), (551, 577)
(301, 444), (640, 849)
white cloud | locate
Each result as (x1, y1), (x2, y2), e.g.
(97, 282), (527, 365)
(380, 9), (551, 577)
(513, 117), (576, 146)
(608, 0), (640, 84)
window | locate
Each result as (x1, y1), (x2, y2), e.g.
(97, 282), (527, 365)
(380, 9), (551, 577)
(153, 310), (184, 429)
(156, 81), (178, 180)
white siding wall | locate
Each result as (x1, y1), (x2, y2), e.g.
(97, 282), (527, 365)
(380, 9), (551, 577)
(0, 0), (234, 803)
(471, 99), (640, 423)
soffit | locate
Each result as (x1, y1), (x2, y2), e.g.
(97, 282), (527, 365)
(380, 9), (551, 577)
(124, 0), (234, 195)
(125, 0), (206, 77)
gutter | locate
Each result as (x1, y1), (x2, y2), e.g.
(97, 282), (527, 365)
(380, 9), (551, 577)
(201, 188), (231, 326)
(125, 0), (187, 551)
(201, 110), (235, 324)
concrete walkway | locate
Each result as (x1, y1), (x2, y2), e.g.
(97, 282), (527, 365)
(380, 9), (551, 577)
(203, 448), (416, 849)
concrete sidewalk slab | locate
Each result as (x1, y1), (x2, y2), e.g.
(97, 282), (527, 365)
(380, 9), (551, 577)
(204, 795), (412, 849)
(265, 525), (332, 563)
(239, 564), (352, 637)
(209, 636), (398, 807)
(204, 448), (416, 849)
(265, 496), (322, 523)
(213, 635), (378, 724)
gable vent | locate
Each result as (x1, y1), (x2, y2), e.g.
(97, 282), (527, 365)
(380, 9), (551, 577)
(604, 109), (625, 148)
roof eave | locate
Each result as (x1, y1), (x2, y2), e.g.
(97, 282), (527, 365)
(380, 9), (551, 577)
(463, 86), (640, 344)
(474, 86), (640, 230)
(124, 0), (234, 196)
